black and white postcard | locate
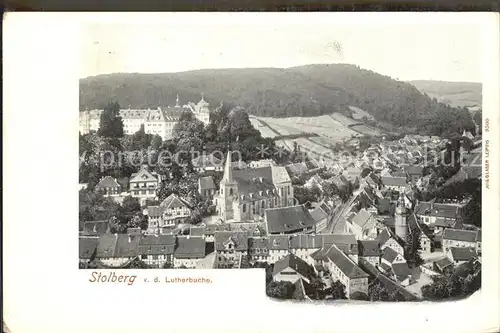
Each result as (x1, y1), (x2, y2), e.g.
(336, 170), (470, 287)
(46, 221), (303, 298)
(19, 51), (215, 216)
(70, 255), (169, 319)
(3, 12), (500, 333)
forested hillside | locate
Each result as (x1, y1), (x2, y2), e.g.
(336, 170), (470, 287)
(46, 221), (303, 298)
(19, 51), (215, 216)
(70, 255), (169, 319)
(80, 64), (475, 137)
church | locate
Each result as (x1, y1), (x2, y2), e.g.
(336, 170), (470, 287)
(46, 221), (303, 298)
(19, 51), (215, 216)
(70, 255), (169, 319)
(214, 152), (295, 223)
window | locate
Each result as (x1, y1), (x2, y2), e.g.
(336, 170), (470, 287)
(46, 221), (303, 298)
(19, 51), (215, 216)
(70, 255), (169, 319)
(242, 204), (246, 213)
(287, 186), (290, 195)
(229, 188), (233, 195)
(261, 201), (265, 208)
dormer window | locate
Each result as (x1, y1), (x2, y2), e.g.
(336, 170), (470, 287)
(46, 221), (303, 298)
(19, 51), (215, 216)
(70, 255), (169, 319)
(259, 191), (263, 196)
(250, 193), (254, 199)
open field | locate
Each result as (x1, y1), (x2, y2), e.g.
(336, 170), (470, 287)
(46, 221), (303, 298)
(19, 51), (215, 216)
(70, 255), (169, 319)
(330, 113), (362, 127)
(349, 106), (375, 121)
(249, 118), (278, 138)
(256, 114), (358, 140)
(350, 124), (380, 136)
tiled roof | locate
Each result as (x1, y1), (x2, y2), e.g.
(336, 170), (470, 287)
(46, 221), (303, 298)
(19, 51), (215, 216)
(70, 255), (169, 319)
(392, 262), (411, 281)
(414, 202), (460, 219)
(285, 162), (309, 176)
(310, 206), (328, 222)
(433, 218), (456, 228)
(351, 209), (375, 229)
(160, 193), (191, 210)
(119, 109), (149, 119)
(138, 234), (176, 255)
(115, 234), (140, 258)
(198, 176), (216, 190)
(232, 167), (276, 198)
(358, 240), (380, 257)
(214, 231), (249, 251)
(288, 234), (322, 249)
(130, 167), (158, 183)
(174, 236), (206, 259)
(435, 257), (454, 271)
(269, 235), (289, 250)
(381, 176), (407, 187)
(96, 234), (118, 258)
(381, 247), (399, 263)
(325, 245), (369, 279)
(273, 254), (315, 280)
(95, 176), (121, 189)
(147, 206), (164, 217)
(271, 165), (292, 184)
(248, 237), (269, 250)
(376, 229), (391, 246)
(442, 229), (477, 243)
(79, 237), (98, 259)
(190, 226), (206, 237)
(265, 205), (315, 234)
(450, 247), (477, 262)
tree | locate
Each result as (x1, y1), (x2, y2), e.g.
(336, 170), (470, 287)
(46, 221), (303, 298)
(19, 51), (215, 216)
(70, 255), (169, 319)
(98, 101), (124, 139)
(150, 134), (163, 151)
(404, 226), (423, 268)
(368, 281), (390, 301)
(327, 280), (347, 300)
(266, 281), (295, 299)
(122, 196), (141, 214)
(350, 291), (369, 301)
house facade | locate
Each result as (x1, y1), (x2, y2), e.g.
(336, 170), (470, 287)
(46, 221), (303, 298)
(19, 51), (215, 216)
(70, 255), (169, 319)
(146, 194), (192, 234)
(322, 244), (369, 298)
(442, 228), (478, 254)
(214, 231), (249, 268)
(173, 236), (206, 268)
(138, 234), (176, 267)
(95, 176), (122, 196)
(129, 165), (161, 201)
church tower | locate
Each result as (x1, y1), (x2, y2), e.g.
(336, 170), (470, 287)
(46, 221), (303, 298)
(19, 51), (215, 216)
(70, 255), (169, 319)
(218, 151), (238, 221)
(395, 193), (408, 240)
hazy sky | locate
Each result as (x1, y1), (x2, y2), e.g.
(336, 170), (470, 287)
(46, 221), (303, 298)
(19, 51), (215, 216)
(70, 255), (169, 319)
(81, 14), (482, 82)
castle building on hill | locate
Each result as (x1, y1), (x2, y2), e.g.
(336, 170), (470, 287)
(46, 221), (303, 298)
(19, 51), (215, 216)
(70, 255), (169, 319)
(79, 94), (211, 139)
(214, 151), (295, 223)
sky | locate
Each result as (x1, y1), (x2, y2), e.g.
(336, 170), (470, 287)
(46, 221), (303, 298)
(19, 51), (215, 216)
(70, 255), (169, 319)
(81, 14), (482, 82)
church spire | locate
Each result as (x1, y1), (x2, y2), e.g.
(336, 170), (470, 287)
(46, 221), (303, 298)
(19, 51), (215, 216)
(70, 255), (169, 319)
(175, 94), (180, 107)
(223, 149), (233, 183)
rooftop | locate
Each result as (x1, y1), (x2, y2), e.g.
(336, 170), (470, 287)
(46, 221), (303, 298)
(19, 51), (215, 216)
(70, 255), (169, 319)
(324, 245), (369, 279)
(174, 236), (206, 259)
(273, 253), (315, 280)
(265, 205), (316, 234)
(442, 228), (477, 243)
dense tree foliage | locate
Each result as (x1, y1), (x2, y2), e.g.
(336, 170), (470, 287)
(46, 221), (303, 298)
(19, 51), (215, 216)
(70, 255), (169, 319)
(98, 101), (124, 139)
(80, 65), (476, 137)
(421, 260), (481, 300)
(266, 281), (295, 299)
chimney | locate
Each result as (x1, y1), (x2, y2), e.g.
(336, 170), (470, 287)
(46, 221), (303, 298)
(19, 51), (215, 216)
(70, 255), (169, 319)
(259, 177), (263, 183)
(187, 235), (190, 239)
(128, 235), (132, 243)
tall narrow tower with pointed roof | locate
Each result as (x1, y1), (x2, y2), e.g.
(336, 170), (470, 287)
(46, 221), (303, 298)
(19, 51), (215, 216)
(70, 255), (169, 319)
(217, 150), (238, 221)
(395, 193), (408, 240)
(175, 94), (180, 107)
